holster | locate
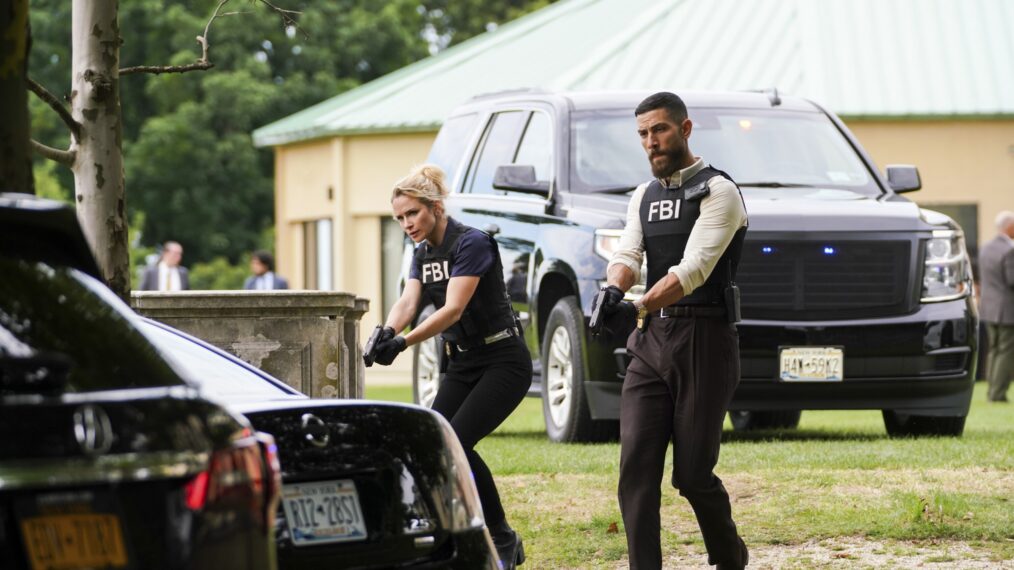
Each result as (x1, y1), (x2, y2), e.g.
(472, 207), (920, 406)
(724, 283), (742, 324)
(440, 338), (455, 373)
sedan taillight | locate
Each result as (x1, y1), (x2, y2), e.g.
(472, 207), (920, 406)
(184, 430), (281, 531)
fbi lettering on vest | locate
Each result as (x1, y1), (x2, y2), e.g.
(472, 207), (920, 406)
(422, 260), (450, 283)
(647, 199), (681, 222)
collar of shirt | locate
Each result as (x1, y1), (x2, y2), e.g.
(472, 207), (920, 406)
(1001, 233), (1014, 246)
(425, 216), (461, 254)
(659, 157), (705, 189)
(260, 272), (275, 289)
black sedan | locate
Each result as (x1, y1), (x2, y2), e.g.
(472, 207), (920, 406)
(0, 194), (281, 570)
(138, 318), (500, 570)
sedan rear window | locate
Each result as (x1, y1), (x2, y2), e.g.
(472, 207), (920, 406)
(139, 322), (297, 402)
(0, 258), (183, 394)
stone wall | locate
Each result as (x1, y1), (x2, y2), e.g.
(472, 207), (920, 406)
(131, 291), (369, 399)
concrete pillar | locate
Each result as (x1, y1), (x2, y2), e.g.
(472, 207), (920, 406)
(131, 291), (369, 399)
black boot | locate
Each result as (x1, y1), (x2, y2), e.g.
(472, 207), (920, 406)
(715, 537), (748, 569)
(489, 521), (525, 569)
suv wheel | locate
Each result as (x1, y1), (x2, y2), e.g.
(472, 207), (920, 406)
(882, 410), (966, 437)
(541, 296), (618, 443)
(412, 305), (441, 408)
(729, 410), (802, 431)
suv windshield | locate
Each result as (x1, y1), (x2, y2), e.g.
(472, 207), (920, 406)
(0, 258), (183, 394)
(570, 108), (880, 195)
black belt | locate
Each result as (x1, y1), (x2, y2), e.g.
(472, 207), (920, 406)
(455, 326), (521, 352)
(656, 305), (727, 319)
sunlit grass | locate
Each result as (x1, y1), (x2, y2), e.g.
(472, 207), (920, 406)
(365, 382), (1014, 566)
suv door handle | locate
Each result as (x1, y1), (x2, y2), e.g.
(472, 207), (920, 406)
(484, 224), (501, 237)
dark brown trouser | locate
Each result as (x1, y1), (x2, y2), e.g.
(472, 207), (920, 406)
(618, 315), (744, 569)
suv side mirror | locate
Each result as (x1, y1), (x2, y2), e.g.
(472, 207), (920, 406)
(885, 165), (921, 193)
(493, 165), (549, 196)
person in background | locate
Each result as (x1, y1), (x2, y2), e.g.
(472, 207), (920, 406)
(979, 210), (1014, 402)
(244, 250), (289, 290)
(139, 241), (189, 291)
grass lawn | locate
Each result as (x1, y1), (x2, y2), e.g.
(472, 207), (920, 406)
(365, 383), (1014, 569)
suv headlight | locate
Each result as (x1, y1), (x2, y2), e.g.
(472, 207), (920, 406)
(594, 229), (647, 298)
(921, 230), (972, 303)
(593, 229), (623, 260)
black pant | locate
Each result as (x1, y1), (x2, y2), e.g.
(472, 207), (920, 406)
(618, 315), (744, 569)
(431, 336), (532, 527)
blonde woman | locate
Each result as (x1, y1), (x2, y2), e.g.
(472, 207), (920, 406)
(369, 164), (531, 569)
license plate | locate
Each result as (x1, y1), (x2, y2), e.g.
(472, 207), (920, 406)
(281, 480), (367, 546)
(21, 513), (128, 570)
(779, 346), (844, 382)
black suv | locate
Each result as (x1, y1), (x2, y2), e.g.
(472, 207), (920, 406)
(412, 89), (977, 441)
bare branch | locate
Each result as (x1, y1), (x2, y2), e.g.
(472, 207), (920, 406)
(27, 78), (81, 142)
(120, 61), (215, 76)
(199, 0), (232, 63)
(118, 0), (303, 77)
(31, 140), (76, 166)
(257, 0), (307, 39)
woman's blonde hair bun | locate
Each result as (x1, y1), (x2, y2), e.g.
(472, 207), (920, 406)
(392, 163), (449, 206)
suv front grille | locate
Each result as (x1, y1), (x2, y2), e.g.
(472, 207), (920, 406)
(737, 240), (911, 320)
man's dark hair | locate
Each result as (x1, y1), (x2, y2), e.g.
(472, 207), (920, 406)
(252, 250), (274, 271)
(635, 91), (688, 123)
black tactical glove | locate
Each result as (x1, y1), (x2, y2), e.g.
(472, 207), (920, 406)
(364, 326), (396, 367)
(373, 336), (407, 366)
(599, 285), (626, 315)
(611, 301), (637, 324)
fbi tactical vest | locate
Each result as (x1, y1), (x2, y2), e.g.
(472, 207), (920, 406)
(415, 218), (517, 344)
(638, 165), (747, 305)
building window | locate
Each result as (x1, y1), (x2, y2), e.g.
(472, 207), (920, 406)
(382, 218), (409, 318)
(303, 219), (333, 290)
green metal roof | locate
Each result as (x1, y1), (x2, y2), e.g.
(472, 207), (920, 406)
(253, 0), (1014, 147)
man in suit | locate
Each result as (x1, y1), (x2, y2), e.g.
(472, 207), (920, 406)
(139, 241), (190, 291)
(979, 210), (1014, 402)
(244, 250), (289, 290)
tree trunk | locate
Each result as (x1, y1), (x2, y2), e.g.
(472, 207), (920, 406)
(72, 0), (130, 298)
(0, 0), (34, 194)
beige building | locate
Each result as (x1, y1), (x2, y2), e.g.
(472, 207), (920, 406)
(254, 0), (1013, 384)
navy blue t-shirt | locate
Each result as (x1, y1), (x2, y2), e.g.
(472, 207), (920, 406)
(409, 223), (496, 280)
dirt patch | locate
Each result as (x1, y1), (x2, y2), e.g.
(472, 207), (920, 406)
(584, 538), (1014, 569)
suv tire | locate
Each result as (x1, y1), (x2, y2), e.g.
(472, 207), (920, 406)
(541, 296), (618, 443)
(729, 410), (802, 431)
(412, 305), (442, 408)
(882, 410), (966, 437)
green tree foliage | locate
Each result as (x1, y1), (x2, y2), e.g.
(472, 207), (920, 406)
(28, 0), (554, 273)
(422, 0), (556, 48)
(190, 256), (250, 290)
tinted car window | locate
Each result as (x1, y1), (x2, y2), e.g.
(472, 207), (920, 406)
(139, 322), (296, 402)
(512, 111), (553, 188)
(427, 113), (480, 188)
(570, 108), (879, 195)
(0, 258), (183, 394)
(466, 111), (528, 194)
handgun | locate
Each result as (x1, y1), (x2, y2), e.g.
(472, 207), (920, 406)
(363, 325), (386, 367)
(589, 289), (607, 336)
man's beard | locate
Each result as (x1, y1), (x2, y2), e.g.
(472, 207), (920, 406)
(649, 147), (686, 179)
